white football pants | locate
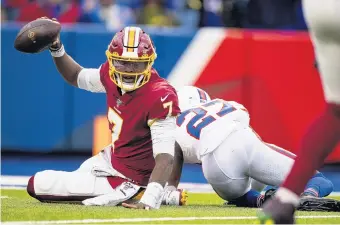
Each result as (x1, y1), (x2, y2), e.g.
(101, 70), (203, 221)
(201, 126), (296, 200)
(303, 0), (340, 104)
(32, 146), (140, 203)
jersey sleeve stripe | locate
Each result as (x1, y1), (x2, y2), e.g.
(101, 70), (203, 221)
(266, 143), (296, 159)
(197, 88), (207, 101)
(148, 118), (158, 127)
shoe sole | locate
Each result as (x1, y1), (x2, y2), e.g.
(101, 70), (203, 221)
(298, 197), (340, 212)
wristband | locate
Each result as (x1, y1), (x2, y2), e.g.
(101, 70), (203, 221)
(50, 44), (65, 57)
(164, 185), (177, 192)
(140, 182), (164, 209)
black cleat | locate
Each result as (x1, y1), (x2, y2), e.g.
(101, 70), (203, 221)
(225, 188), (278, 207)
(258, 197), (296, 224)
(298, 196), (340, 212)
(263, 188), (277, 203)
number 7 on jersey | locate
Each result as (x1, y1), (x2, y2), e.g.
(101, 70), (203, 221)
(108, 108), (123, 148)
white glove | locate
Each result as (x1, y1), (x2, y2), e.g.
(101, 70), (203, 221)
(82, 182), (140, 206)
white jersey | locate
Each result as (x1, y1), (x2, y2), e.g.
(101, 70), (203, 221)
(176, 99), (250, 163)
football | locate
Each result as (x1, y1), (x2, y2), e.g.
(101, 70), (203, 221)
(14, 18), (61, 54)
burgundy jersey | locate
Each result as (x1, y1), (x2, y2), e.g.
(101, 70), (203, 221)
(100, 62), (180, 186)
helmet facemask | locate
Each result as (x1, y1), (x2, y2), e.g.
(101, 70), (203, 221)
(106, 51), (155, 92)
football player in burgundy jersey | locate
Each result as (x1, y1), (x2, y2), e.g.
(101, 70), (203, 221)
(26, 19), (186, 209)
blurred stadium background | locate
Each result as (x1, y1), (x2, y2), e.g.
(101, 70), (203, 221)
(1, 0), (340, 193)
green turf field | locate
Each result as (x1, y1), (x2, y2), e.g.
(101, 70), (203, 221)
(1, 189), (340, 224)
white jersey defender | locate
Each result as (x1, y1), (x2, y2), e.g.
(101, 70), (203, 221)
(176, 86), (298, 200)
(176, 99), (250, 164)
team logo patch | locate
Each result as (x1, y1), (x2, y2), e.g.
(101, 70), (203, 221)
(28, 31), (36, 42)
(116, 98), (123, 107)
(119, 182), (137, 196)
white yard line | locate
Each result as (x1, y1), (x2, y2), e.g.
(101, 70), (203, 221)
(0, 196), (9, 199)
(2, 215), (340, 224)
(1, 175), (30, 186)
(1, 186), (26, 190)
(2, 175), (340, 195)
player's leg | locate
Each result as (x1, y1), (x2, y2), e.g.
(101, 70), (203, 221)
(201, 128), (266, 208)
(27, 170), (141, 205)
(245, 131), (333, 197)
(226, 189), (265, 208)
(27, 170), (115, 202)
(76, 145), (112, 173)
(303, 172), (333, 197)
(202, 128), (282, 208)
(201, 135), (251, 201)
(250, 179), (266, 192)
(230, 172), (333, 208)
(26, 150), (110, 202)
(280, 0), (340, 197)
(260, 0), (340, 223)
(26, 146), (141, 205)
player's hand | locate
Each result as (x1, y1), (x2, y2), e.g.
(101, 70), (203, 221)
(14, 17), (61, 53)
(37, 17), (62, 50)
(122, 202), (151, 210)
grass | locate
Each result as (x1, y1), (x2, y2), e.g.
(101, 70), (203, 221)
(1, 189), (340, 224)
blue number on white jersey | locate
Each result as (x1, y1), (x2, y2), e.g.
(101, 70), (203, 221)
(176, 99), (236, 139)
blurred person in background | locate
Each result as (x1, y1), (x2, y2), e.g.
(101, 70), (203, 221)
(79, 0), (136, 30)
(1, 7), (8, 22)
(202, 0), (224, 27)
(14, 0), (52, 22)
(14, 0), (80, 23)
(196, 0), (224, 27)
(220, 0), (306, 30)
(2, 0), (27, 21)
(246, 0), (299, 29)
(137, 0), (179, 27)
(220, 0), (248, 28)
(170, 0), (199, 28)
(49, 0), (80, 23)
(1, 0), (8, 22)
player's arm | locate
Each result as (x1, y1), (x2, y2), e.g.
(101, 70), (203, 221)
(39, 18), (81, 87)
(166, 141), (184, 188)
(49, 39), (105, 92)
(45, 19), (105, 92)
(123, 92), (180, 210)
(138, 116), (176, 209)
(51, 45), (82, 87)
